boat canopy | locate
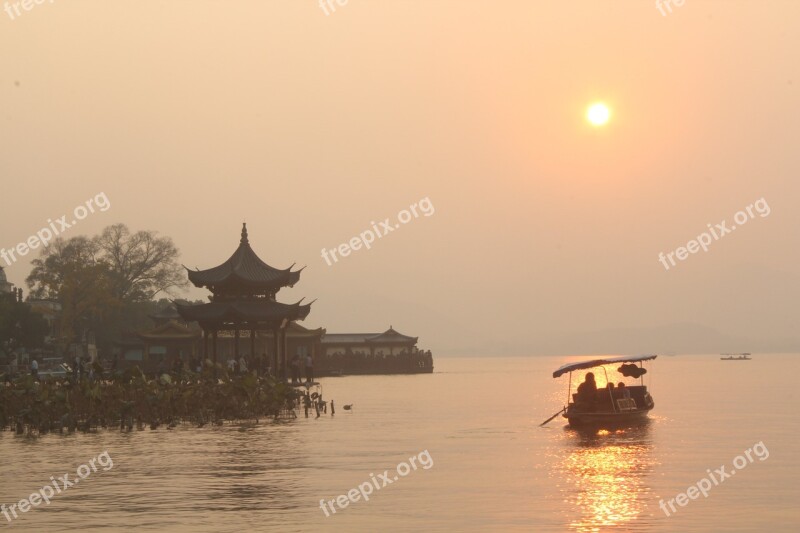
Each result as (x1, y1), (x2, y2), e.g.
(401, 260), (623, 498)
(552, 354), (658, 378)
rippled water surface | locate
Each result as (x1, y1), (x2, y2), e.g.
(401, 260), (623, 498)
(2, 355), (799, 532)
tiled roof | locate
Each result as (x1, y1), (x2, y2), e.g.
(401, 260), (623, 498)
(187, 224), (301, 290)
(175, 299), (312, 326)
(321, 327), (418, 345)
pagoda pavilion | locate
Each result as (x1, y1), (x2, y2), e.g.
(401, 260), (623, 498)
(176, 224), (314, 379)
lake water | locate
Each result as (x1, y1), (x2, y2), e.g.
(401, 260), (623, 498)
(2, 355), (799, 532)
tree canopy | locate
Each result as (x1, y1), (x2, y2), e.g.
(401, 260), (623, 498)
(25, 224), (188, 352)
(0, 295), (49, 360)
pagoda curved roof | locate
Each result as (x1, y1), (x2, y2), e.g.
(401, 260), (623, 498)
(365, 326), (418, 344)
(186, 224), (302, 290)
(321, 326), (418, 345)
(175, 299), (312, 325)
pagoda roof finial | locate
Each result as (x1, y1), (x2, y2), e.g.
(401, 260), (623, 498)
(186, 222), (303, 291)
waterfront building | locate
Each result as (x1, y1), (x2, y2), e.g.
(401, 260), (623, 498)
(317, 326), (433, 375)
(176, 224), (314, 378)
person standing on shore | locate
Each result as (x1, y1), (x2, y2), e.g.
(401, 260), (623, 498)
(290, 354), (301, 383)
(305, 354), (314, 383)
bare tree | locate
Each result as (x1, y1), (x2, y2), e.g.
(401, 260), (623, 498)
(94, 224), (188, 302)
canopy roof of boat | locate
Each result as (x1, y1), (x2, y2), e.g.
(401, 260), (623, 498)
(552, 354), (658, 378)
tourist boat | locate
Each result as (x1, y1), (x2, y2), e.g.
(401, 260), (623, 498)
(549, 354), (657, 428)
(720, 353), (751, 360)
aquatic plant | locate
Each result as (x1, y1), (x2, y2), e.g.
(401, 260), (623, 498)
(0, 365), (298, 435)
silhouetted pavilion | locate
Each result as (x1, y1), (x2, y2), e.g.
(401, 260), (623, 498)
(176, 224), (313, 379)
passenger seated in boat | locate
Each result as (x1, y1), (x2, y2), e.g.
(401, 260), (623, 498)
(615, 382), (631, 399)
(600, 382), (616, 407)
(576, 372), (597, 403)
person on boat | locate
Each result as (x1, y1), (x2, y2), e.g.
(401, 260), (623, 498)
(576, 372), (597, 402)
(603, 382), (617, 407)
(616, 382), (631, 399)
(577, 372), (597, 393)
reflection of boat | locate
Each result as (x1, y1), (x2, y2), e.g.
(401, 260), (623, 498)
(551, 355), (657, 428)
(720, 353), (751, 360)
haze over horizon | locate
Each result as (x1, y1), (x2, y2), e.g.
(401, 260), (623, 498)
(2, 1), (799, 356)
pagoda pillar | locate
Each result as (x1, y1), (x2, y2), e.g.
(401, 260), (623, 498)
(281, 328), (288, 381)
(203, 329), (209, 362)
(234, 328), (240, 359)
(250, 328), (255, 359)
(212, 330), (218, 366)
(272, 328), (279, 378)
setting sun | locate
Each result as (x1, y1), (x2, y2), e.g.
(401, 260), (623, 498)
(587, 103), (611, 126)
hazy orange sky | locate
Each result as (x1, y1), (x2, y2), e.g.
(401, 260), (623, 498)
(2, 1), (799, 354)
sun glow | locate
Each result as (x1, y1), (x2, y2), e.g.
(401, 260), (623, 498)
(587, 103), (611, 126)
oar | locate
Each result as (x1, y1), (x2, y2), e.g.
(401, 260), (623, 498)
(539, 406), (566, 427)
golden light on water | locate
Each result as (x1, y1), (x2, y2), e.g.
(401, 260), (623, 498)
(557, 426), (656, 532)
(586, 103), (611, 126)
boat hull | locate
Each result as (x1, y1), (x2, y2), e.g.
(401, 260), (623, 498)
(564, 408), (652, 428)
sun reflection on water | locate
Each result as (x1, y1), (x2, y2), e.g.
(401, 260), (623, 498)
(553, 423), (656, 532)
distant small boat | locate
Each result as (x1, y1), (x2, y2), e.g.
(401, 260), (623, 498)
(720, 353), (751, 360)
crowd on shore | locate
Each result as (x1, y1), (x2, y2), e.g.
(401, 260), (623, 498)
(317, 349), (433, 374)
